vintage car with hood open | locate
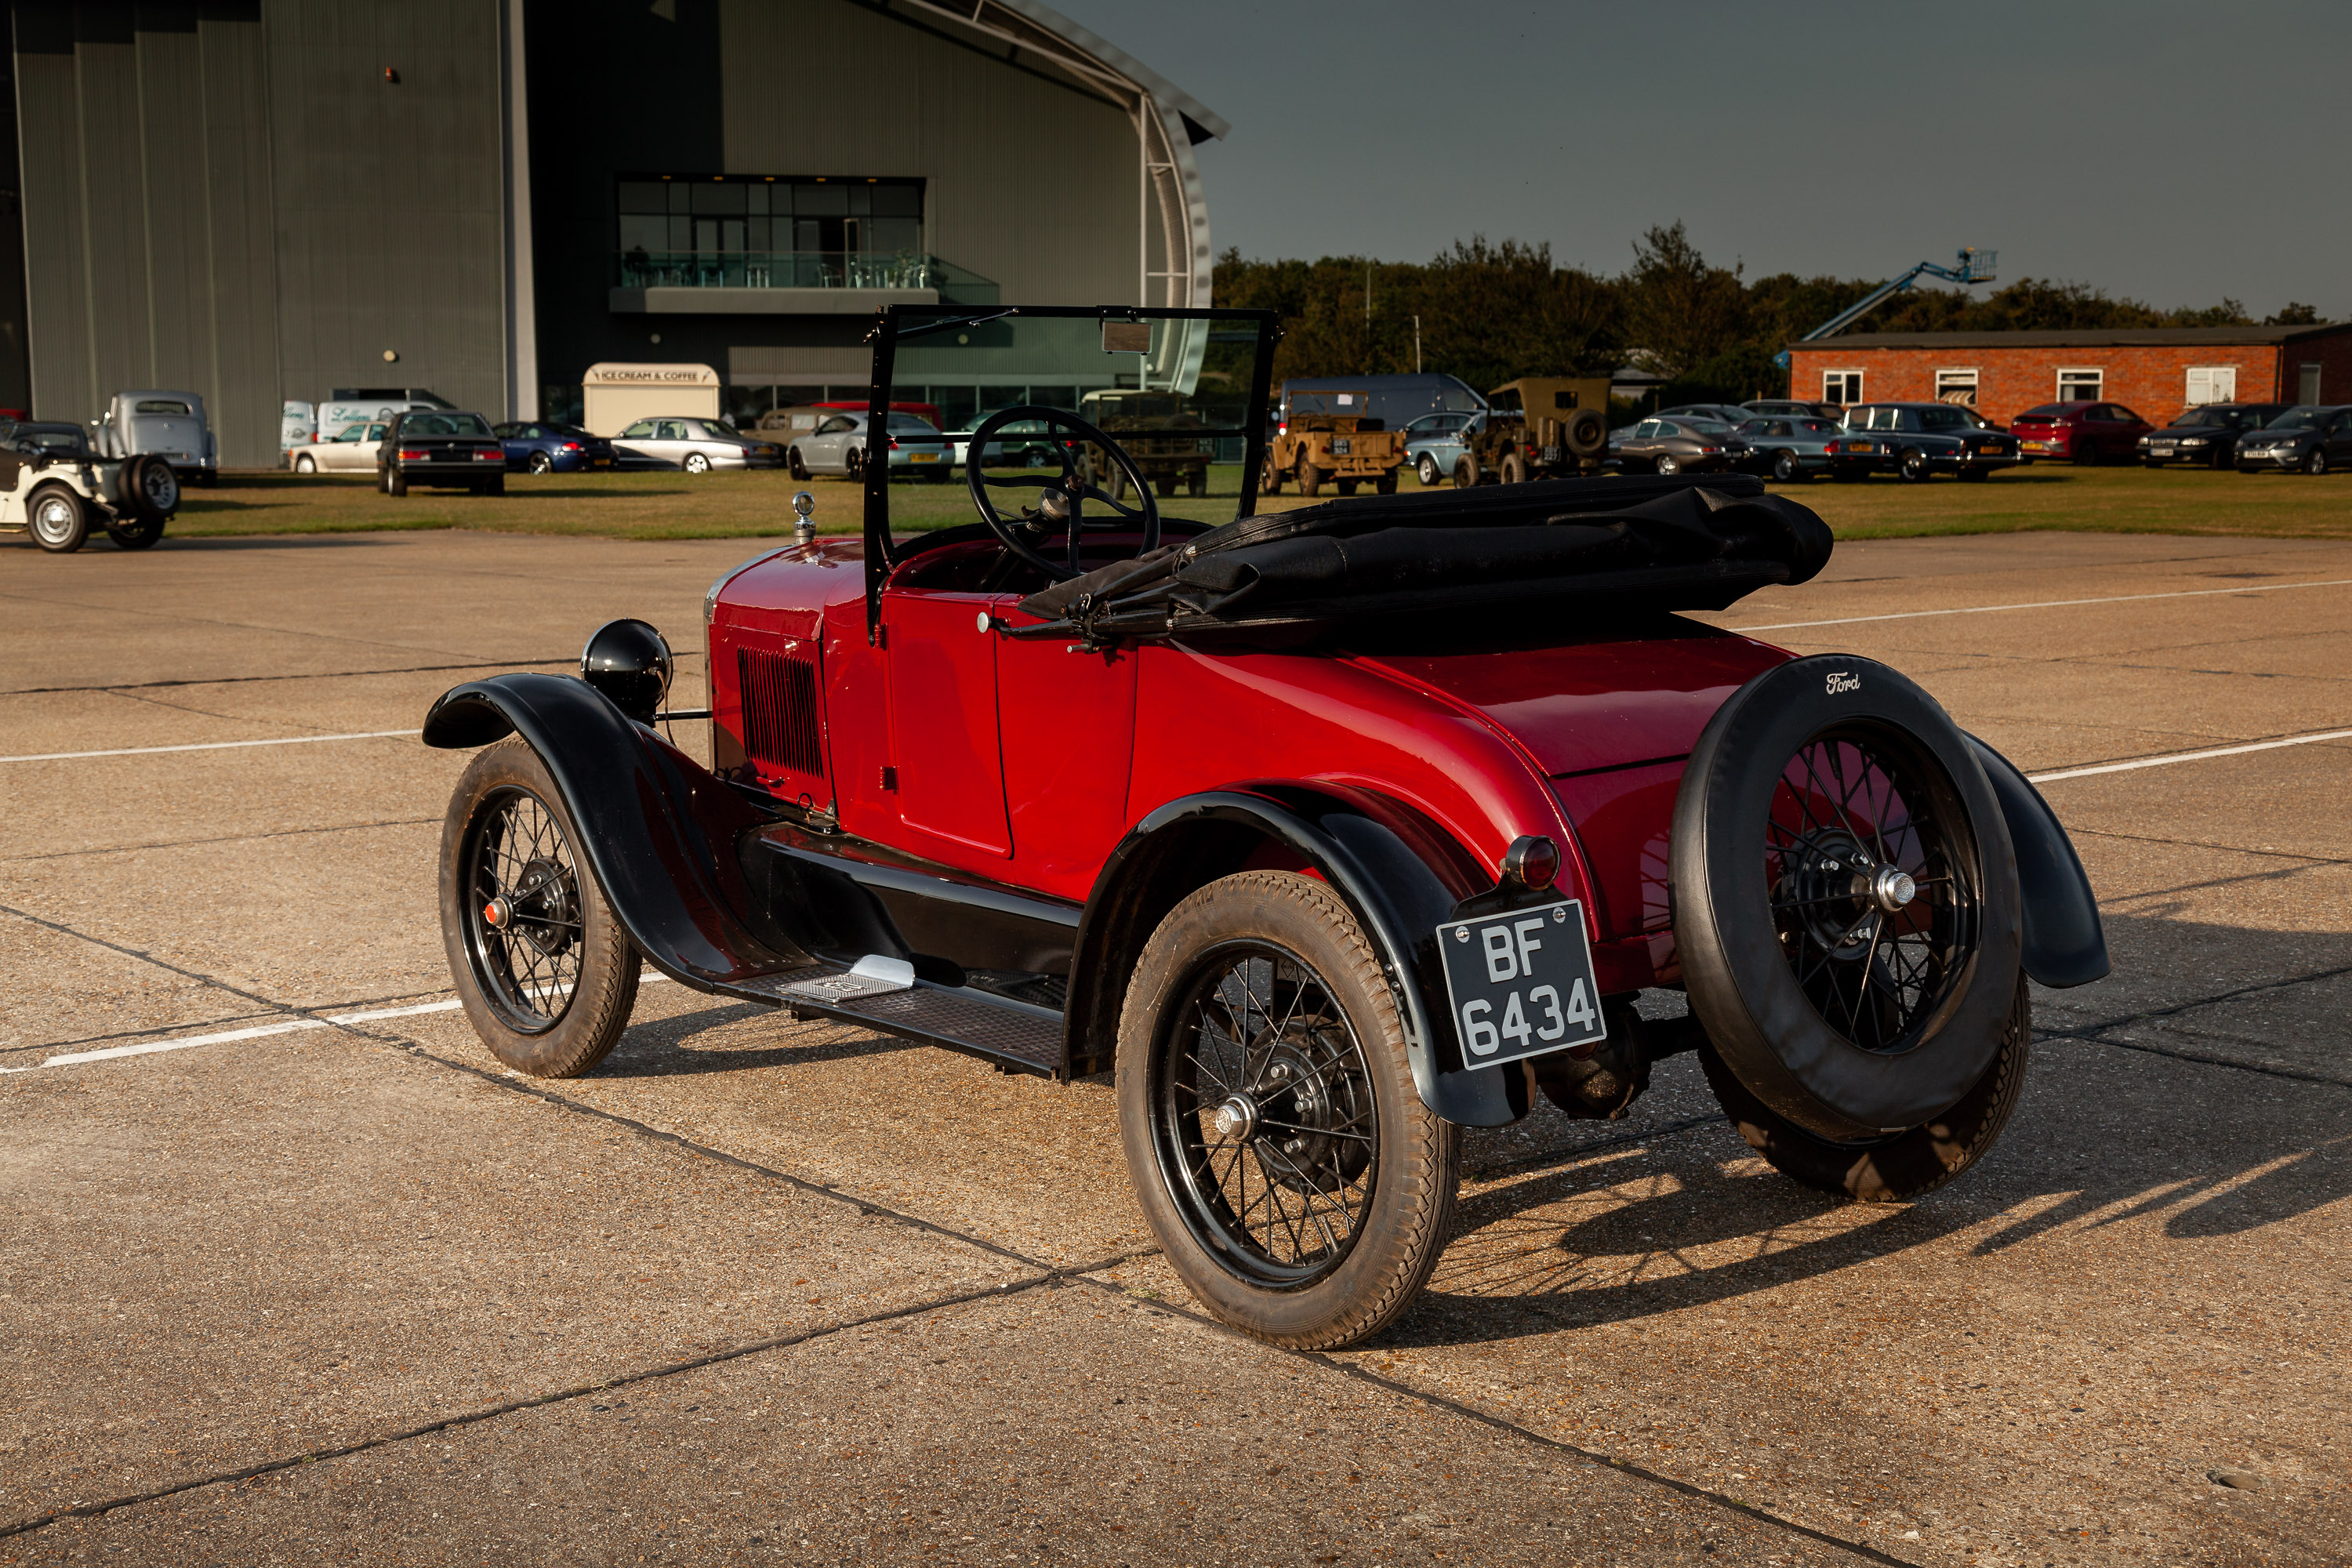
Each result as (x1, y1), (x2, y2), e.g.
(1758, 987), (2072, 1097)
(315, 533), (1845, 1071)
(423, 305), (2107, 1350)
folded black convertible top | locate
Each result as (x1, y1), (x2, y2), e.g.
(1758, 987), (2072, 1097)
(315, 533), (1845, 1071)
(1014, 473), (1834, 645)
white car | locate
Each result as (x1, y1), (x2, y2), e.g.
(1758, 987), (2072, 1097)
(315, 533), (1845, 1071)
(0, 421), (179, 552)
(786, 411), (955, 481)
(289, 421), (389, 474)
(612, 417), (783, 474)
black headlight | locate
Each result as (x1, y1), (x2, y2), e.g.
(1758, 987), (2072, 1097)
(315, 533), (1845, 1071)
(579, 618), (673, 723)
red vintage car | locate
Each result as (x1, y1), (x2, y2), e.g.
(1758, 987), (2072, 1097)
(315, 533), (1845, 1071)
(424, 307), (2106, 1349)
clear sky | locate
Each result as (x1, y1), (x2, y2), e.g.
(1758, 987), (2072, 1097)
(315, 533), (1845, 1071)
(1051, 0), (2349, 319)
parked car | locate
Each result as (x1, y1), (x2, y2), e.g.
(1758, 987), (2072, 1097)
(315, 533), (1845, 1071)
(291, 419), (387, 473)
(612, 417), (783, 475)
(2138, 403), (2291, 468)
(316, 396), (445, 445)
(1657, 402), (1752, 426)
(1742, 399), (1846, 421)
(419, 301), (2106, 1352)
(1402, 411), (1480, 487)
(1608, 416), (1746, 475)
(2234, 406), (2352, 475)
(376, 410), (508, 496)
(1733, 416), (1846, 481)
(2007, 401), (2151, 466)
(950, 411), (1064, 470)
(0, 421), (179, 551)
(1836, 403), (2023, 482)
(786, 411), (956, 481)
(494, 421), (618, 474)
(91, 390), (217, 486)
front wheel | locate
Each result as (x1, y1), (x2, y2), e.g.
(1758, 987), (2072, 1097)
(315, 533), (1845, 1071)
(1117, 871), (1460, 1349)
(528, 452), (554, 475)
(1294, 454), (1321, 498)
(104, 514), (165, 550)
(1417, 454), (1439, 486)
(1500, 453), (1526, 485)
(294, 453), (317, 474)
(1772, 449), (1799, 482)
(1700, 976), (2030, 1202)
(1452, 454), (1480, 488)
(28, 487), (87, 552)
(1656, 453), (1682, 476)
(440, 739), (640, 1078)
(2305, 448), (2328, 476)
(787, 447), (811, 481)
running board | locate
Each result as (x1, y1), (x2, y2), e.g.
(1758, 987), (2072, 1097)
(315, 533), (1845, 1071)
(729, 964), (1065, 1078)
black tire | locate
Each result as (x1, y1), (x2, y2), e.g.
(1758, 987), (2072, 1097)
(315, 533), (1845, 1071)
(1295, 454), (1321, 498)
(1374, 473), (1396, 495)
(2305, 448), (2328, 476)
(1565, 408), (1607, 458)
(27, 485), (87, 552)
(117, 453), (179, 521)
(1500, 453), (1526, 485)
(1187, 466), (1207, 498)
(1656, 452), (1682, 476)
(787, 447), (810, 481)
(440, 739), (640, 1079)
(1899, 448), (1933, 483)
(1772, 448), (1800, 482)
(294, 452), (318, 474)
(1701, 975), (2029, 1201)
(844, 447), (863, 481)
(1260, 456), (1283, 495)
(1453, 452), (1480, 489)
(1335, 477), (1358, 495)
(1417, 454), (1439, 487)
(2072, 439), (2098, 466)
(1155, 474), (1178, 499)
(684, 452), (712, 475)
(387, 466), (408, 497)
(103, 514), (165, 550)
(528, 452), (554, 475)
(1118, 871), (1460, 1349)
(1671, 655), (2024, 1142)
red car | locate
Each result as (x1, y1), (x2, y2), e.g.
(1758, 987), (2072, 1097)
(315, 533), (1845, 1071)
(2008, 401), (2152, 465)
(424, 307), (2107, 1349)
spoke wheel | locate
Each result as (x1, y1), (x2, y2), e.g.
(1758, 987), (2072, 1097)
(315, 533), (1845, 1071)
(1119, 872), (1458, 1349)
(1765, 728), (1977, 1054)
(440, 739), (639, 1076)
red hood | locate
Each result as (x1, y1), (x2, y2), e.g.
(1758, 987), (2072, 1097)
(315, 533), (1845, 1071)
(1355, 630), (1791, 778)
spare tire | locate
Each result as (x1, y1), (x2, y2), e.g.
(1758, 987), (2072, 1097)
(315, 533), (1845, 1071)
(1566, 408), (1607, 458)
(115, 453), (180, 522)
(1671, 655), (2022, 1142)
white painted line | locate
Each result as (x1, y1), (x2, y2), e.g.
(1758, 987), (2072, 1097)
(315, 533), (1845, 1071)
(1730, 575), (2352, 633)
(26, 974), (672, 1071)
(0, 731), (418, 764)
(2027, 728), (2352, 784)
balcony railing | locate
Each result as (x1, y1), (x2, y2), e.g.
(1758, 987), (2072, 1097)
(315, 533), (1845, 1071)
(614, 250), (998, 303)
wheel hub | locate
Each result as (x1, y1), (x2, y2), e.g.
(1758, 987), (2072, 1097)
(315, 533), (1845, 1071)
(1210, 1094), (1258, 1142)
(500, 856), (578, 956)
(1777, 829), (1900, 960)
(1248, 1040), (1360, 1195)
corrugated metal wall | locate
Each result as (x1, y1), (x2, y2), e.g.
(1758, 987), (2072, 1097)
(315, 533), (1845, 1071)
(9, 0), (504, 466)
(717, 0), (1138, 308)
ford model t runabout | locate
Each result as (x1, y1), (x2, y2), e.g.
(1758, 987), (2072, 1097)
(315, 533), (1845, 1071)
(425, 307), (2106, 1349)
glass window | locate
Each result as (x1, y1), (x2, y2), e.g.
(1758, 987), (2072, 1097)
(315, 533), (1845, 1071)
(2056, 369), (2102, 402)
(1823, 371), (1863, 405)
(795, 182), (847, 216)
(2185, 366), (2237, 405)
(1632, 420), (1661, 437)
(617, 182), (668, 213)
(655, 421), (688, 439)
(693, 182), (746, 216)
(132, 398), (191, 416)
(1934, 370), (1977, 408)
(621, 419), (656, 437)
(1918, 407), (1967, 431)
(402, 413), (492, 436)
(815, 416), (855, 434)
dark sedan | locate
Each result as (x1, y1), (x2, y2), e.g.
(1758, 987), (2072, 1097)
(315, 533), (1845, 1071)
(1608, 416), (1746, 475)
(1742, 398), (1848, 421)
(493, 420), (616, 474)
(376, 411), (506, 496)
(1831, 403), (2022, 482)
(1733, 416), (1844, 481)
(2234, 406), (2352, 475)
(2136, 403), (2288, 468)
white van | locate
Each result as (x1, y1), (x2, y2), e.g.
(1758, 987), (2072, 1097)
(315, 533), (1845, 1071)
(282, 401), (317, 452)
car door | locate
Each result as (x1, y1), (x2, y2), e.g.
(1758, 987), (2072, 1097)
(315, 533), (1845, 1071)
(2328, 410), (2352, 466)
(883, 586), (1012, 860)
(614, 419), (661, 467)
(804, 415), (854, 473)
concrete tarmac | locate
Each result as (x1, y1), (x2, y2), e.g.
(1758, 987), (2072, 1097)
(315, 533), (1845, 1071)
(3, 527), (2347, 1566)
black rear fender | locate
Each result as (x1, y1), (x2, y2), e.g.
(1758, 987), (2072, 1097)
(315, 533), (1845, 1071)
(1068, 786), (1533, 1128)
(1967, 735), (2111, 989)
(423, 673), (804, 987)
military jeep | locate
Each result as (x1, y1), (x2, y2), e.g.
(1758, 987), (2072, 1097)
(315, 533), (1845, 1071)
(1261, 401), (1405, 499)
(1080, 390), (1211, 499)
(1454, 376), (1612, 487)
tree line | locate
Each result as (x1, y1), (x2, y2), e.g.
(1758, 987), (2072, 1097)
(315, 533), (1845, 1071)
(1208, 222), (2321, 407)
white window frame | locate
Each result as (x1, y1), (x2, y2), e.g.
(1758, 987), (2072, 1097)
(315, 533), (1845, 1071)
(2184, 366), (2237, 406)
(2055, 367), (2103, 403)
(1935, 368), (1980, 407)
(1822, 370), (1864, 405)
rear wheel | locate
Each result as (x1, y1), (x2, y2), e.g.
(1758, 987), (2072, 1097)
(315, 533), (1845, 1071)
(1260, 454), (1283, 495)
(1417, 454), (1440, 486)
(1656, 452), (1682, 476)
(387, 466), (409, 496)
(683, 451), (713, 475)
(1772, 449), (1800, 482)
(1334, 477), (1358, 495)
(440, 739), (640, 1079)
(1452, 453), (1480, 488)
(2304, 448), (2328, 476)
(1118, 872), (1459, 1349)
(1374, 473), (1396, 495)
(2072, 439), (2098, 466)
(103, 514), (165, 550)
(1187, 466), (1208, 498)
(528, 452), (554, 475)
(28, 486), (87, 552)
(1900, 448), (1932, 482)
(1500, 453), (1527, 485)
(1295, 453), (1321, 498)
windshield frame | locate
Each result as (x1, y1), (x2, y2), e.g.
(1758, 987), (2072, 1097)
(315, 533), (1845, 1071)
(862, 303), (1280, 637)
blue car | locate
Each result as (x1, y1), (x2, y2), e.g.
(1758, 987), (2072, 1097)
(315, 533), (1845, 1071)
(492, 420), (617, 474)
(1732, 415), (1846, 482)
(1402, 411), (1482, 487)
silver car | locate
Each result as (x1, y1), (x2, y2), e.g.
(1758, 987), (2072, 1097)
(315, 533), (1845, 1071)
(612, 416), (784, 474)
(92, 389), (216, 486)
(787, 411), (956, 481)
(291, 420), (389, 474)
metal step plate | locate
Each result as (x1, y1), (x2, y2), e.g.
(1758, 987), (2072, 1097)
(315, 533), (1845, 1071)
(734, 966), (1064, 1078)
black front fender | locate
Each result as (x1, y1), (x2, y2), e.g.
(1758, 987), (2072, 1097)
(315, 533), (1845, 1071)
(424, 673), (803, 988)
(1967, 735), (2110, 989)
(1068, 787), (1532, 1128)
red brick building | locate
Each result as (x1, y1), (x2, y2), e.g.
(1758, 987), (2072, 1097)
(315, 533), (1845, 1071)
(1786, 324), (2352, 427)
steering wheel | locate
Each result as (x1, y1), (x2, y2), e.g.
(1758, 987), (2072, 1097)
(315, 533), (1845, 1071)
(964, 405), (1159, 582)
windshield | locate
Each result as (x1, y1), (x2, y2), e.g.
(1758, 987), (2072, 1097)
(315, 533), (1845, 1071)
(2016, 405), (2070, 419)
(887, 414), (945, 437)
(404, 413), (494, 437)
(2270, 408), (2325, 430)
(12, 427), (85, 455)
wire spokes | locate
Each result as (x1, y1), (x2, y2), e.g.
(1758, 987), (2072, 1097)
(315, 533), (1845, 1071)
(464, 789), (584, 1033)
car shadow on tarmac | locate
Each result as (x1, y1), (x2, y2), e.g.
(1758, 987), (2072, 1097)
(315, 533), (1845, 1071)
(590, 997), (928, 1078)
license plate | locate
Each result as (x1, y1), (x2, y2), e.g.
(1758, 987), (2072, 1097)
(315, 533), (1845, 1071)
(1540, 445), (1563, 463)
(1434, 900), (1607, 1069)
(910, 452), (938, 463)
(1331, 438), (1352, 456)
(593, 456), (612, 467)
(2024, 441), (2050, 452)
(1847, 443), (1874, 454)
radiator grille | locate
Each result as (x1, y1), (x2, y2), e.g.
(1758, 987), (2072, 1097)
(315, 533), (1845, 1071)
(738, 646), (823, 778)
